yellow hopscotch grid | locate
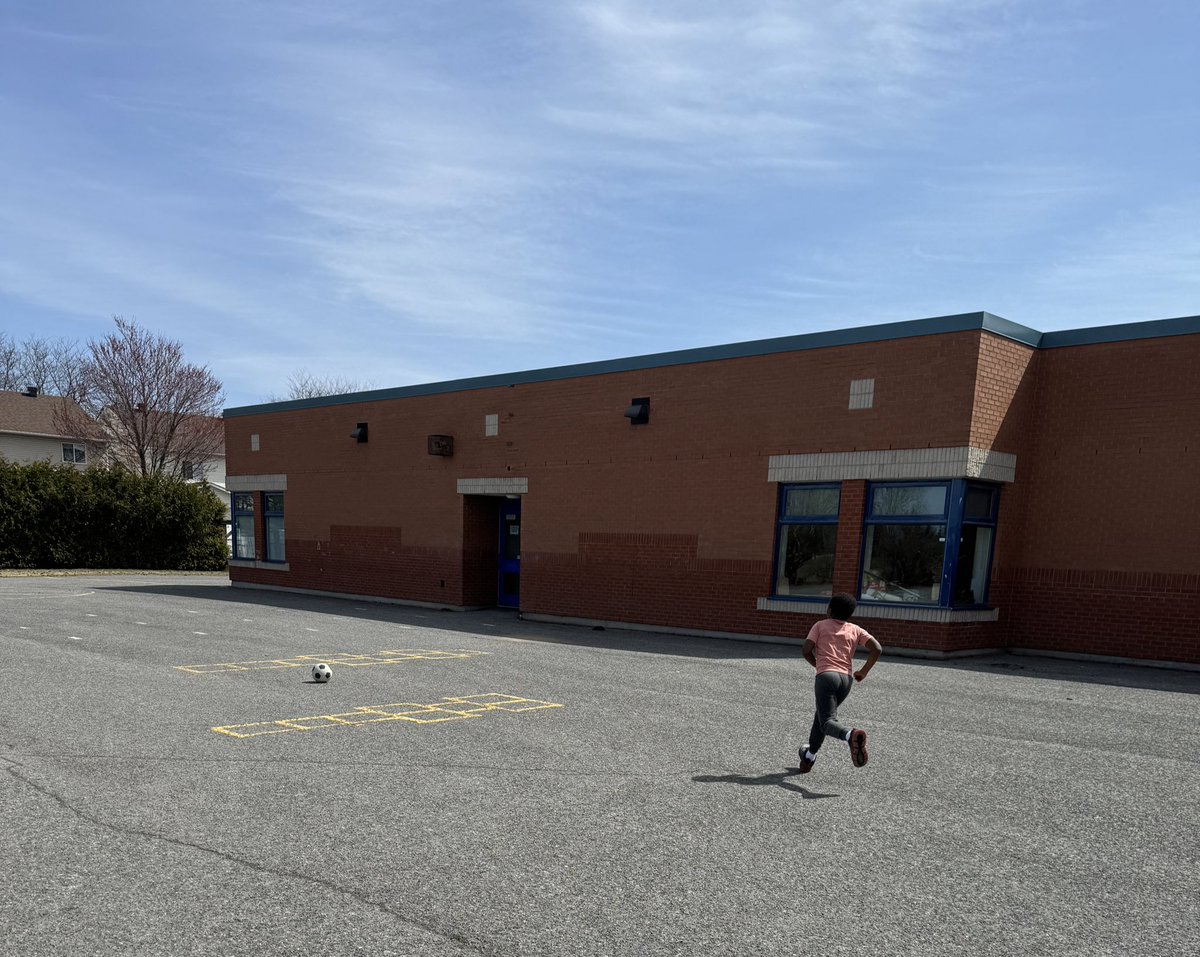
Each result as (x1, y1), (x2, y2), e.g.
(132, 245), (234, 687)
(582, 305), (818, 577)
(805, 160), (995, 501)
(176, 649), (490, 675)
(212, 694), (562, 739)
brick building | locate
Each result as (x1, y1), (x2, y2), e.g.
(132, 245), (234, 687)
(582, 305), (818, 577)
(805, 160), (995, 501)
(223, 311), (1200, 667)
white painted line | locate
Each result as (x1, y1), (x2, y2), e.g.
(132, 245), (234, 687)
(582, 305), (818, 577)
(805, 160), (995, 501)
(69, 636), (82, 641)
(19, 626), (29, 630)
(186, 610), (199, 614)
(193, 632), (208, 636)
(86, 613), (98, 618)
(136, 621), (148, 625)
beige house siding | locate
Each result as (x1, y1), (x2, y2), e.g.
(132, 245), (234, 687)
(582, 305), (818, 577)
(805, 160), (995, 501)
(0, 432), (91, 468)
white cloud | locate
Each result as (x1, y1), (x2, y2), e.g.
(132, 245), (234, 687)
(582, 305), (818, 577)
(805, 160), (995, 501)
(544, 0), (1011, 168)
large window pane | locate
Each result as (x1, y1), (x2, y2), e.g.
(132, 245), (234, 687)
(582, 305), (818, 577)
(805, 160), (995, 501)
(952, 525), (993, 605)
(861, 524), (946, 603)
(870, 485), (947, 518)
(775, 524), (837, 597)
(265, 516), (285, 561)
(234, 516), (255, 559)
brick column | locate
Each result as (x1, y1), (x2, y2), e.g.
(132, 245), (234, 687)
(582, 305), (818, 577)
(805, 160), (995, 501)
(832, 480), (866, 595)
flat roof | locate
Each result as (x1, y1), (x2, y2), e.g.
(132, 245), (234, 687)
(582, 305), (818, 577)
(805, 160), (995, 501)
(224, 310), (1200, 418)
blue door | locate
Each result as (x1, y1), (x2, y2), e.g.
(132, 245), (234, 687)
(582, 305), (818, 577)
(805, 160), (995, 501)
(497, 499), (521, 608)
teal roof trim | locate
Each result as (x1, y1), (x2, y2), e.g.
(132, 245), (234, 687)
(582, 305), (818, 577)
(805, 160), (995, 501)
(222, 310), (1196, 417)
(1039, 314), (1200, 349)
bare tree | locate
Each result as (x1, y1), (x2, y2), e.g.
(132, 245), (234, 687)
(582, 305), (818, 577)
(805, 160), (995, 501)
(0, 333), (88, 395)
(0, 333), (21, 391)
(56, 317), (225, 478)
(268, 368), (377, 402)
(43, 337), (89, 397)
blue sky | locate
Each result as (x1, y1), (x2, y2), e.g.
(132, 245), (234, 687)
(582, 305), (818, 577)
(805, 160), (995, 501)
(2, 1), (1197, 409)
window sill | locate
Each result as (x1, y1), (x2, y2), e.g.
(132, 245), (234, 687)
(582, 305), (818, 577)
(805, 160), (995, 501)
(229, 559), (290, 572)
(757, 597), (998, 623)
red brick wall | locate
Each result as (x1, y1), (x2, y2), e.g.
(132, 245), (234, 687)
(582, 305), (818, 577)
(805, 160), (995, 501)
(831, 481), (867, 594)
(992, 333), (1200, 663)
(462, 496), (500, 607)
(225, 326), (1199, 665)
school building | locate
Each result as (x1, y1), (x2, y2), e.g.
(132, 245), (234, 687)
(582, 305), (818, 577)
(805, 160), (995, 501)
(223, 311), (1200, 668)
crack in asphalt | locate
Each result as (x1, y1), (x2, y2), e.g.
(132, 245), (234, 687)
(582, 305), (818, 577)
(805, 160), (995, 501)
(0, 755), (500, 957)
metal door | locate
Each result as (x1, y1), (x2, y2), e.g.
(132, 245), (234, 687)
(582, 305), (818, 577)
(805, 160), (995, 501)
(497, 499), (521, 607)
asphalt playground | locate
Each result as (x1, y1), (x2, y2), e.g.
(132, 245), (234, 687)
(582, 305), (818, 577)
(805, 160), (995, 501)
(2, 574), (1197, 956)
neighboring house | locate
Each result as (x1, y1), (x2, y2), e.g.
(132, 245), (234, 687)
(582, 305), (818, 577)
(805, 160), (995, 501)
(0, 391), (230, 540)
(0, 388), (105, 468)
(180, 418), (230, 542)
(95, 407), (231, 538)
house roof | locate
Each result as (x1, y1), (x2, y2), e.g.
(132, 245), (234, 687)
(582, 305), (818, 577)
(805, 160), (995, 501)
(0, 391), (101, 440)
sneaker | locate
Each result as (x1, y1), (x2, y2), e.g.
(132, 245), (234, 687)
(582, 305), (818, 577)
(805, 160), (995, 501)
(849, 729), (868, 768)
(798, 749), (815, 774)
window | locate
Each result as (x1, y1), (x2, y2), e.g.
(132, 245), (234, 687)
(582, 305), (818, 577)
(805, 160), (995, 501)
(953, 484), (999, 606)
(62, 443), (86, 464)
(861, 480), (999, 607)
(264, 492), (285, 562)
(773, 484), (840, 598)
(182, 461), (194, 480)
(232, 493), (255, 559)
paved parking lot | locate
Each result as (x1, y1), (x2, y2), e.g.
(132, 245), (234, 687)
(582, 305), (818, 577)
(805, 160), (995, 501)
(3, 574), (1198, 956)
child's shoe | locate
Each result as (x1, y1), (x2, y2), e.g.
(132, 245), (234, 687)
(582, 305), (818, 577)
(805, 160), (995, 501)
(849, 729), (868, 767)
(798, 748), (815, 774)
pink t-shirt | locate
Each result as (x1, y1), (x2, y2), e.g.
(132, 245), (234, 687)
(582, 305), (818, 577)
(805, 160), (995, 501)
(806, 619), (874, 675)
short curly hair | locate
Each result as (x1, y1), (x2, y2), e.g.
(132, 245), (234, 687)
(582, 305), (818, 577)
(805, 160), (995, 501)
(828, 592), (857, 621)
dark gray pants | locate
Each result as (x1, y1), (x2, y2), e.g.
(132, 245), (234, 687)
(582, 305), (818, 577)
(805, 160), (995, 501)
(807, 671), (853, 754)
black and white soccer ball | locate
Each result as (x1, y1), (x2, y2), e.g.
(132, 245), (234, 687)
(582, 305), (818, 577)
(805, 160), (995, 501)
(311, 663), (332, 683)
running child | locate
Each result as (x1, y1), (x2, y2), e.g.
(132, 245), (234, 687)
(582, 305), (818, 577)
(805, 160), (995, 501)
(798, 592), (882, 773)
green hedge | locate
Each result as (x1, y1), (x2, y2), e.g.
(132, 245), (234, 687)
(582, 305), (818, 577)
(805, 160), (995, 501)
(0, 461), (229, 570)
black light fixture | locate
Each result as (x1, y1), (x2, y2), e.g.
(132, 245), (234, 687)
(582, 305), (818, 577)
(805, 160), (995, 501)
(624, 397), (650, 425)
(351, 422), (368, 443)
(427, 434), (454, 456)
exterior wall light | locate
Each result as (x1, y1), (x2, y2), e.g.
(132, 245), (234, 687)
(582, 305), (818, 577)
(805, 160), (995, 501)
(624, 397), (650, 425)
(351, 423), (368, 443)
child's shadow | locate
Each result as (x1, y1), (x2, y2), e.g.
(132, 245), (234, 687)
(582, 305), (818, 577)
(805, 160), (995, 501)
(692, 769), (838, 799)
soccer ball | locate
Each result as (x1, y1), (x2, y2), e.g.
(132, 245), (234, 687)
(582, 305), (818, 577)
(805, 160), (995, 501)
(311, 663), (332, 683)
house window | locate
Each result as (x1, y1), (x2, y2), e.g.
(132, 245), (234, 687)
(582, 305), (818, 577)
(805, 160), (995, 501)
(773, 484), (840, 598)
(182, 461), (195, 480)
(232, 493), (255, 559)
(263, 492), (285, 562)
(860, 480), (999, 607)
(62, 443), (86, 464)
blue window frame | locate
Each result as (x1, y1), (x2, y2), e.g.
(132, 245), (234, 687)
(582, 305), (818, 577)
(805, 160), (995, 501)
(860, 480), (999, 608)
(263, 492), (285, 562)
(772, 483), (840, 599)
(232, 492), (255, 560)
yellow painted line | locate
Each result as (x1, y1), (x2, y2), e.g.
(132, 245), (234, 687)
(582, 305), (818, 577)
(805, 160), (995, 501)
(176, 649), (490, 675)
(212, 694), (562, 739)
